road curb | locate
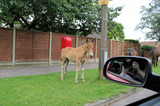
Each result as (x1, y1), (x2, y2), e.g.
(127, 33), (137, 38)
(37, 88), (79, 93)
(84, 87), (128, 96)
(85, 88), (142, 106)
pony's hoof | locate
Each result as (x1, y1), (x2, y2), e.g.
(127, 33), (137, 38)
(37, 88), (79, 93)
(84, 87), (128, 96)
(83, 81), (85, 83)
(75, 82), (78, 84)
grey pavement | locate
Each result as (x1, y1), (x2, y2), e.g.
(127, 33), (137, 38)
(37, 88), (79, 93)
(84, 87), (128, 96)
(0, 62), (98, 78)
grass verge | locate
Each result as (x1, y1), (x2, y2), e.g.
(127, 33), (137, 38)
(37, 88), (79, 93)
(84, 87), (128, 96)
(152, 62), (160, 74)
(0, 68), (134, 106)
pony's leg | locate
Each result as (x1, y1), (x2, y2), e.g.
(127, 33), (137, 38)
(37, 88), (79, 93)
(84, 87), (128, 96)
(81, 61), (85, 83)
(157, 57), (158, 66)
(64, 59), (69, 78)
(154, 56), (157, 67)
(61, 59), (65, 81)
(75, 61), (80, 84)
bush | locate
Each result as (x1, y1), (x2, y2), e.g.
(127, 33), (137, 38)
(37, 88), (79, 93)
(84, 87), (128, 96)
(140, 45), (154, 56)
(124, 39), (139, 44)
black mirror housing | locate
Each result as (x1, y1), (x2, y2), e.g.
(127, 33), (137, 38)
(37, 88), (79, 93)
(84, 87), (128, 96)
(103, 56), (152, 87)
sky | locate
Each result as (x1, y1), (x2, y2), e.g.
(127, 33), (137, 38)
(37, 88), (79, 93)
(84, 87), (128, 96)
(109, 0), (153, 41)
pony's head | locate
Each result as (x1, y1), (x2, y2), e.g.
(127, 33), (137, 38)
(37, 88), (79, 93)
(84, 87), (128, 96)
(126, 48), (137, 56)
(85, 39), (94, 58)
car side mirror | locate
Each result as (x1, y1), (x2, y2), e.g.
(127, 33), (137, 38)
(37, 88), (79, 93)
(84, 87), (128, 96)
(103, 56), (152, 87)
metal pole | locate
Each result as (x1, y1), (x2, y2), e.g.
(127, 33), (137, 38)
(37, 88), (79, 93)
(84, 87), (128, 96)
(98, 5), (108, 79)
(12, 28), (16, 66)
(49, 31), (52, 65)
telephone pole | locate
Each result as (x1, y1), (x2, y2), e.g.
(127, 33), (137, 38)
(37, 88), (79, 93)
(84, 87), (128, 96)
(98, 0), (109, 79)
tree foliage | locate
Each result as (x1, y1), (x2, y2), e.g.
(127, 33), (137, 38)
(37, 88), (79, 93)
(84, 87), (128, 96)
(0, 0), (124, 39)
(108, 21), (124, 41)
(136, 0), (160, 41)
(107, 7), (124, 41)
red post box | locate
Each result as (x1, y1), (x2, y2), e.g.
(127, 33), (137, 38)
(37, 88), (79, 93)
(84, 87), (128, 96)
(61, 36), (72, 51)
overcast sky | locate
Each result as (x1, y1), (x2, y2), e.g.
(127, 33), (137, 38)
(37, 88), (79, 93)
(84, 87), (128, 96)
(109, 0), (153, 41)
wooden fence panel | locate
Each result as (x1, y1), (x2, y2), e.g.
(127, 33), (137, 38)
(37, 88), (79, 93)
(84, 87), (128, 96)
(51, 33), (63, 60)
(111, 40), (123, 57)
(16, 30), (33, 61)
(0, 28), (12, 61)
(123, 42), (132, 55)
(33, 32), (49, 61)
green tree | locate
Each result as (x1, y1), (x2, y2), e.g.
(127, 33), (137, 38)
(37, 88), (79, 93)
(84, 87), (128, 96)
(108, 7), (124, 41)
(0, 0), (57, 29)
(108, 21), (124, 41)
(136, 0), (160, 41)
(0, 0), (124, 38)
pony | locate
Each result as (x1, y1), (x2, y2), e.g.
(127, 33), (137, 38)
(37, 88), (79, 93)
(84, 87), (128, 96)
(150, 47), (160, 67)
(125, 48), (137, 56)
(61, 39), (94, 84)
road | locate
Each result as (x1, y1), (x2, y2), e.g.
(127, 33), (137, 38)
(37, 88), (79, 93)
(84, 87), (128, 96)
(0, 62), (98, 78)
(85, 88), (157, 106)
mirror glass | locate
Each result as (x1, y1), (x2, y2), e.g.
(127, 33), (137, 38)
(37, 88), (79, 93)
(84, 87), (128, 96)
(104, 57), (148, 85)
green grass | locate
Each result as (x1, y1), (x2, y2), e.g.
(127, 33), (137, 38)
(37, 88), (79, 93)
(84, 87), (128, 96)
(0, 68), (134, 106)
(152, 62), (160, 74)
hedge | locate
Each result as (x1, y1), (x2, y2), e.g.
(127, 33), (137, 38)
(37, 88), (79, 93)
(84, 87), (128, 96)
(141, 45), (154, 51)
(124, 39), (139, 44)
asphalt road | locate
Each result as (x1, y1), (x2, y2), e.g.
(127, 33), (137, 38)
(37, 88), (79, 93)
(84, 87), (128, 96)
(108, 88), (157, 106)
(85, 88), (157, 106)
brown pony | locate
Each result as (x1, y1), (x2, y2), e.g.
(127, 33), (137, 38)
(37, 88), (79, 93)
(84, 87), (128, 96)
(150, 47), (160, 67)
(125, 48), (137, 56)
(61, 39), (94, 84)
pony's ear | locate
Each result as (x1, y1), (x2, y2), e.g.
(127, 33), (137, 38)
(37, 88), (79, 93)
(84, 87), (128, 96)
(86, 39), (89, 43)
